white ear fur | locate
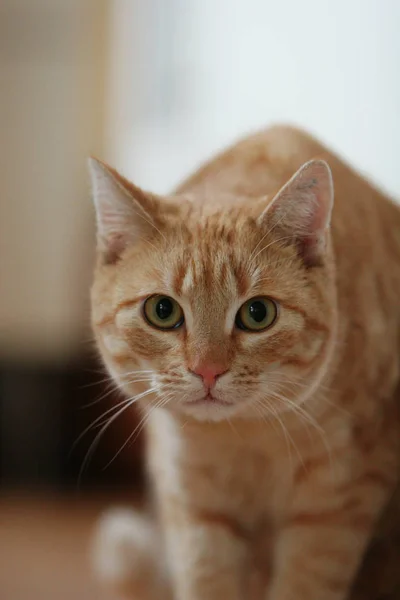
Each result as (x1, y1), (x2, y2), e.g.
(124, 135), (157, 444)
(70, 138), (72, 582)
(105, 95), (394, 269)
(260, 159), (334, 266)
(88, 158), (154, 263)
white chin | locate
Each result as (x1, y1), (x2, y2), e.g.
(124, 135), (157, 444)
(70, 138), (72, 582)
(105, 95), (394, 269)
(181, 401), (240, 422)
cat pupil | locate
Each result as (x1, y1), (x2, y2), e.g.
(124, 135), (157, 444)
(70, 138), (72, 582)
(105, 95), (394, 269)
(156, 298), (173, 320)
(249, 301), (267, 323)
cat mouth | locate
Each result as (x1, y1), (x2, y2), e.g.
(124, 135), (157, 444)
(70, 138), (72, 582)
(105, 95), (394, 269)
(188, 393), (233, 407)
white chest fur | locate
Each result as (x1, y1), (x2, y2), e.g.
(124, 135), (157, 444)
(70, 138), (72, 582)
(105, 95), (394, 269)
(146, 409), (299, 530)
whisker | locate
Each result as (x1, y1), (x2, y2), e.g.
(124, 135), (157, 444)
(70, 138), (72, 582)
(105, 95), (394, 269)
(270, 388), (336, 482)
(73, 397), (134, 450)
(78, 375), (113, 390)
(132, 207), (167, 244)
(79, 382), (120, 409)
(102, 392), (173, 469)
(81, 376), (155, 410)
(254, 397), (295, 474)
(270, 388), (315, 443)
(143, 238), (160, 253)
(248, 208), (289, 264)
(119, 377), (154, 388)
(316, 394), (353, 418)
(274, 378), (353, 424)
(119, 369), (154, 378)
(269, 399), (304, 470)
(227, 417), (243, 442)
(72, 388), (155, 455)
(269, 370), (339, 395)
(250, 235), (295, 265)
(77, 387), (157, 484)
(267, 371), (351, 420)
(251, 399), (276, 433)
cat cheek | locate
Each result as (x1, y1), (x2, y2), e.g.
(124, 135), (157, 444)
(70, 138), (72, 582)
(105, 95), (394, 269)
(125, 327), (171, 359)
(115, 306), (141, 329)
(102, 332), (131, 357)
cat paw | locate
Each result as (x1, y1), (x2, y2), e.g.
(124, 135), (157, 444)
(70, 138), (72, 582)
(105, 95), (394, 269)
(92, 508), (160, 592)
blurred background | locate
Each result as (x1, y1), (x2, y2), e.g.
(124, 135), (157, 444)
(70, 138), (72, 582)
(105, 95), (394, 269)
(1, 0), (399, 597)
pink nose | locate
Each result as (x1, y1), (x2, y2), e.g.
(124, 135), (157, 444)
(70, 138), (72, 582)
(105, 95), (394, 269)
(190, 364), (228, 388)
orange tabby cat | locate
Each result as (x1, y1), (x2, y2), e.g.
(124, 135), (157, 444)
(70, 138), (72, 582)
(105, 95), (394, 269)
(89, 125), (400, 600)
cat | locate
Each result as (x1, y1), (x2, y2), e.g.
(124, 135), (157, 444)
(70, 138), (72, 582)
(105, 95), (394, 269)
(89, 125), (400, 600)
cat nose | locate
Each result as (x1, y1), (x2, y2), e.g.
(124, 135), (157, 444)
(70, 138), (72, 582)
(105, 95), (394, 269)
(190, 363), (228, 388)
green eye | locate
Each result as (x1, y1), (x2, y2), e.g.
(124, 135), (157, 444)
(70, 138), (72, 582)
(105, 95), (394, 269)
(236, 297), (278, 332)
(143, 295), (184, 330)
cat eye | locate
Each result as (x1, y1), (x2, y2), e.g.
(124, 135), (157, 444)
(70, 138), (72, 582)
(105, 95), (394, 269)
(143, 295), (184, 330)
(235, 297), (278, 332)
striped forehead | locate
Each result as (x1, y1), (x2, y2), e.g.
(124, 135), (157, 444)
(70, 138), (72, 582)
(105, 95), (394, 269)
(172, 246), (249, 300)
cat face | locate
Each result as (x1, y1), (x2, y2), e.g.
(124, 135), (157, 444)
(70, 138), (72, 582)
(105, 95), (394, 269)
(90, 159), (336, 422)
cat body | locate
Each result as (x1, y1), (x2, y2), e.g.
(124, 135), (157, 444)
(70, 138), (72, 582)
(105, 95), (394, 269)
(90, 126), (400, 599)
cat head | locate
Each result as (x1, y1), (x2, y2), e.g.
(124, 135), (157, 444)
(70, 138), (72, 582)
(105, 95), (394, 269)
(89, 158), (336, 422)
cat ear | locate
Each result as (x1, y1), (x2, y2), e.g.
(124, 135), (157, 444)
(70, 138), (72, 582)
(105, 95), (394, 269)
(259, 159), (334, 267)
(88, 158), (157, 264)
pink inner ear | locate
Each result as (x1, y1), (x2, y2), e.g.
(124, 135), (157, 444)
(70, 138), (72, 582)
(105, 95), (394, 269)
(90, 157), (159, 264)
(264, 160), (333, 268)
(291, 188), (330, 267)
(101, 233), (128, 265)
(299, 231), (327, 268)
(295, 188), (331, 267)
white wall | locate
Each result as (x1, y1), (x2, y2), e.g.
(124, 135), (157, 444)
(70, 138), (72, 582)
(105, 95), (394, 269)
(107, 0), (400, 198)
(0, 0), (107, 361)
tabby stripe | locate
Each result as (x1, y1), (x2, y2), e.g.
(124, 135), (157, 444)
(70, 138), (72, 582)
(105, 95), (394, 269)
(287, 509), (371, 530)
(278, 300), (329, 333)
(193, 511), (249, 541)
(338, 470), (394, 493)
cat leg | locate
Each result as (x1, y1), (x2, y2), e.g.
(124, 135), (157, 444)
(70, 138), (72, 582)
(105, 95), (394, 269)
(92, 508), (171, 599)
(163, 504), (249, 600)
(267, 461), (395, 600)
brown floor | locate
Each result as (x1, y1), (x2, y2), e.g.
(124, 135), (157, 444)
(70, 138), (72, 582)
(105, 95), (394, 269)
(0, 493), (132, 600)
(2, 492), (400, 600)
